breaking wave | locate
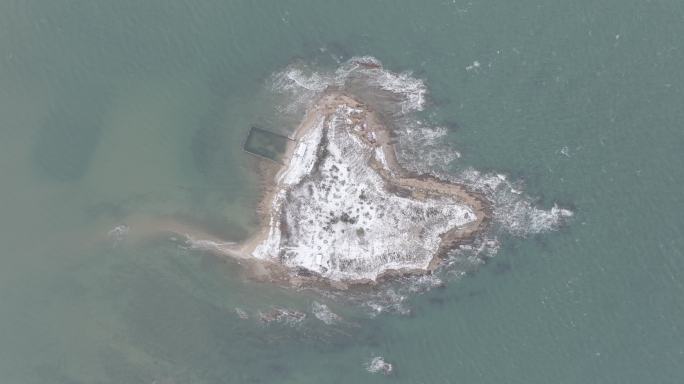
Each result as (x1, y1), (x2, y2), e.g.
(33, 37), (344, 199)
(270, 56), (426, 123)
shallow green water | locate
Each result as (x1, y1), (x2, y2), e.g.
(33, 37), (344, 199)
(1, 1), (683, 383)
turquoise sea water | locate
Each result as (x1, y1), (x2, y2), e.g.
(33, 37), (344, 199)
(1, 1), (683, 383)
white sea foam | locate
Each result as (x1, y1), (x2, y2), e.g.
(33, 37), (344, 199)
(365, 356), (393, 375)
(107, 224), (129, 244)
(234, 308), (249, 320)
(405, 274), (445, 293)
(396, 123), (461, 172)
(453, 168), (573, 236)
(270, 66), (334, 115)
(271, 56), (427, 118)
(363, 69), (426, 113)
(363, 288), (411, 317)
(496, 202), (573, 235)
(258, 308), (306, 326)
(184, 236), (237, 254)
(311, 301), (341, 325)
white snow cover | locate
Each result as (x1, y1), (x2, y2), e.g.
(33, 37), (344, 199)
(252, 106), (475, 281)
(278, 116), (324, 186)
(254, 56), (573, 289)
(374, 147), (391, 172)
(251, 190), (285, 262)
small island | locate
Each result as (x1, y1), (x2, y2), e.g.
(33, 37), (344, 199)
(232, 92), (491, 287)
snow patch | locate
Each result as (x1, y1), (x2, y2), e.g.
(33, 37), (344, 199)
(278, 117), (324, 186)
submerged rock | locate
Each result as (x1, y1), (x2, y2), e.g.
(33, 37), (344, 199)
(107, 224), (129, 245)
(258, 307), (306, 326)
(234, 308), (249, 320)
(311, 301), (341, 325)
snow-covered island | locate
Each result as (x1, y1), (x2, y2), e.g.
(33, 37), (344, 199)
(235, 92), (490, 287)
(108, 57), (573, 289)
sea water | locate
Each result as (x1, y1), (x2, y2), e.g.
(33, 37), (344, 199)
(1, 1), (683, 383)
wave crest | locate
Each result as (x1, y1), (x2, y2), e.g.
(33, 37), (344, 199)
(270, 57), (427, 121)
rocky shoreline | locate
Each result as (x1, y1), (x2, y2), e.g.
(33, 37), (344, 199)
(236, 92), (492, 287)
(104, 57), (572, 291)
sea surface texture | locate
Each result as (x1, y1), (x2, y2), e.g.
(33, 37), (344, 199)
(1, 1), (683, 383)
